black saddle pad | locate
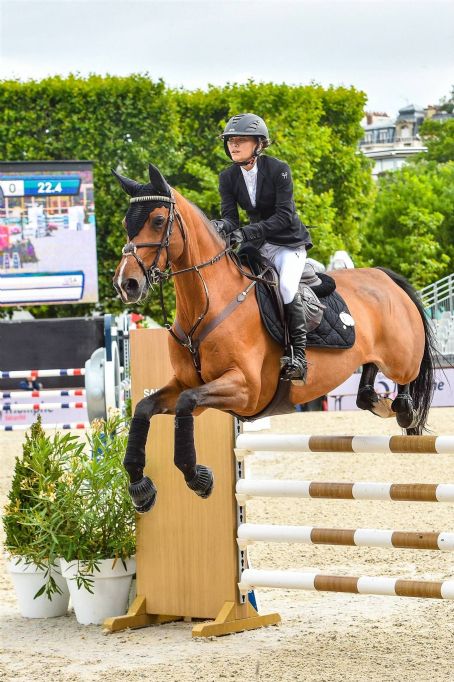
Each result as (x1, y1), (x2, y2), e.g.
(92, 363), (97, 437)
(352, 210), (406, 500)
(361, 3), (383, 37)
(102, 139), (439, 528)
(238, 245), (355, 350)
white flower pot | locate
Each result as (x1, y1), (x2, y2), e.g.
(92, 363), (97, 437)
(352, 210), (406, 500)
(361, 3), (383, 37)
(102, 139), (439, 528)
(7, 557), (70, 618)
(60, 557), (136, 625)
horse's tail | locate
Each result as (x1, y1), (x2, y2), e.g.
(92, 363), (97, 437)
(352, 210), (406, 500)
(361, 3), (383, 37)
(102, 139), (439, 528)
(377, 267), (438, 435)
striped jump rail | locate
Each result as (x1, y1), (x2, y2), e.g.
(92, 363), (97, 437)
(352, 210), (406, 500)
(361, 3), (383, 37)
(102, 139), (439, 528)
(1, 402), (87, 412)
(236, 479), (454, 503)
(0, 368), (85, 379)
(235, 434), (454, 456)
(0, 422), (90, 431)
(237, 523), (454, 551)
(0, 390), (86, 399)
(239, 569), (454, 600)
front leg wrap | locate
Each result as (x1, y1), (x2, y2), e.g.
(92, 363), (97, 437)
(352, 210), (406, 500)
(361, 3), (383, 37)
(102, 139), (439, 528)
(124, 416), (150, 482)
(174, 415), (197, 481)
(124, 416), (157, 513)
(174, 415), (214, 498)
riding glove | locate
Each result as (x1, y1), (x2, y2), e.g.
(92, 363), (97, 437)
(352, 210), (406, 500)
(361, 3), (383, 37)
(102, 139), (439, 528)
(211, 220), (228, 239)
(229, 229), (246, 247)
(241, 225), (259, 242)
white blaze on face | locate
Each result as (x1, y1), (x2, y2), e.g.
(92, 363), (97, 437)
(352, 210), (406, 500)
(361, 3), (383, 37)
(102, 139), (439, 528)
(117, 256), (141, 303)
(116, 256), (129, 299)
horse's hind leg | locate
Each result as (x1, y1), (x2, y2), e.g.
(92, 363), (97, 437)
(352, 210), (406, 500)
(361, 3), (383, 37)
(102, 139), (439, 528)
(392, 383), (418, 432)
(356, 363), (395, 418)
(356, 363), (379, 410)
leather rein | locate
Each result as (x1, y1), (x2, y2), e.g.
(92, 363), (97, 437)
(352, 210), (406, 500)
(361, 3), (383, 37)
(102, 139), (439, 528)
(120, 191), (274, 375)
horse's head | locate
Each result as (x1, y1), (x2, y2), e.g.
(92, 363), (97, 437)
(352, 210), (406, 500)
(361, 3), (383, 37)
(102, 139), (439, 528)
(112, 164), (186, 304)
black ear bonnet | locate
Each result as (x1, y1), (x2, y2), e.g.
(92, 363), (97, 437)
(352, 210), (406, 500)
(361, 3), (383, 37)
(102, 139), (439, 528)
(112, 165), (171, 239)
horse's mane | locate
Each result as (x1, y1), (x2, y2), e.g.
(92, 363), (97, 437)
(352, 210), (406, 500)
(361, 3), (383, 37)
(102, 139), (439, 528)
(183, 196), (226, 248)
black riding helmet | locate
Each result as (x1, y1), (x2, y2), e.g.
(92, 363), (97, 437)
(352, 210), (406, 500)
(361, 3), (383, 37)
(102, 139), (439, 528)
(219, 113), (270, 163)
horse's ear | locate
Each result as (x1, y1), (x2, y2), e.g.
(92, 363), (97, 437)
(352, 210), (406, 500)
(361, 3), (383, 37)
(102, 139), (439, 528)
(148, 164), (171, 196)
(111, 169), (142, 197)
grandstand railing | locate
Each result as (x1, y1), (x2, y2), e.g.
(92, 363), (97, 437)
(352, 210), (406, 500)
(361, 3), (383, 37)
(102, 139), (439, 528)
(420, 273), (454, 320)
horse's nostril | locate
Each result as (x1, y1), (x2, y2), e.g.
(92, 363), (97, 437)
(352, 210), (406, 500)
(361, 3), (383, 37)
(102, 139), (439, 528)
(124, 278), (140, 296)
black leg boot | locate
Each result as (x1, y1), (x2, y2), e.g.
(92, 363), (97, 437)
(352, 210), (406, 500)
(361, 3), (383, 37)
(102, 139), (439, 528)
(280, 293), (308, 383)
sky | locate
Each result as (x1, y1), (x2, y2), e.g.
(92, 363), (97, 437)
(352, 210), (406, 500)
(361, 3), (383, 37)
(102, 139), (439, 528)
(0, 0), (453, 115)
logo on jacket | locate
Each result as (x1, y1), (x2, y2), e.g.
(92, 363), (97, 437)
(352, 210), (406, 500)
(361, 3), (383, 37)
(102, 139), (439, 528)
(281, 172), (288, 179)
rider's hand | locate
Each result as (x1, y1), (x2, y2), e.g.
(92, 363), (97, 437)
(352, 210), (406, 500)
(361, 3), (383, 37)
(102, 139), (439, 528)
(211, 220), (227, 239)
(229, 229), (245, 247)
(241, 225), (259, 242)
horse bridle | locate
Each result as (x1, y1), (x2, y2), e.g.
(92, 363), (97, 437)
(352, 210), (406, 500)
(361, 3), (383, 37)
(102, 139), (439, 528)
(121, 191), (186, 287)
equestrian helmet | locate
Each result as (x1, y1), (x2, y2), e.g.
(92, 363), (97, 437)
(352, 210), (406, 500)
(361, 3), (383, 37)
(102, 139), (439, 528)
(220, 113), (270, 159)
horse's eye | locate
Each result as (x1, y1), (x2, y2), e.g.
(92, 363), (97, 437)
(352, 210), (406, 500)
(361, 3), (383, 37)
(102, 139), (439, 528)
(153, 215), (165, 227)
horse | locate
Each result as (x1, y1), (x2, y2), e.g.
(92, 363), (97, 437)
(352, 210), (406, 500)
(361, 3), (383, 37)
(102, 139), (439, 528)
(113, 164), (437, 513)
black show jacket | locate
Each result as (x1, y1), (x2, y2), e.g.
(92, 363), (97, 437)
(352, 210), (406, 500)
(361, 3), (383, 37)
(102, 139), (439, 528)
(219, 154), (312, 250)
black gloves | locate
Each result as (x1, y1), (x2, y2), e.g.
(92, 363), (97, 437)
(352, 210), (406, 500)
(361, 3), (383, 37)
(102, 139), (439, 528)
(211, 220), (227, 239)
(241, 225), (261, 242)
(229, 229), (245, 247)
(211, 221), (257, 248)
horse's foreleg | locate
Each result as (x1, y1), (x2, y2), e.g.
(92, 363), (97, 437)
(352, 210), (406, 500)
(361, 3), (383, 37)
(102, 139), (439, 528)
(173, 370), (248, 498)
(125, 377), (184, 513)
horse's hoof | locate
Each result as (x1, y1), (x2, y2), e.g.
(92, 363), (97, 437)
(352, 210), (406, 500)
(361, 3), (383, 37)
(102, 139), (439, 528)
(186, 465), (214, 498)
(396, 412), (418, 429)
(128, 476), (157, 513)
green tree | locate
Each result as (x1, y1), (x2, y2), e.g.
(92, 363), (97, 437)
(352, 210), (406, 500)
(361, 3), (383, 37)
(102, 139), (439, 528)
(361, 162), (454, 287)
(176, 81), (372, 265)
(420, 118), (454, 163)
(0, 75), (373, 319)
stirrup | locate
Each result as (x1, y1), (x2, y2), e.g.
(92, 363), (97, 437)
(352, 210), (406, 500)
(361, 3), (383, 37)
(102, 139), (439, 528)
(280, 351), (308, 383)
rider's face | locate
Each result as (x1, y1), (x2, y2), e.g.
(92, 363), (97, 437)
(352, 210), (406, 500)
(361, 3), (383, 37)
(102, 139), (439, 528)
(227, 136), (258, 163)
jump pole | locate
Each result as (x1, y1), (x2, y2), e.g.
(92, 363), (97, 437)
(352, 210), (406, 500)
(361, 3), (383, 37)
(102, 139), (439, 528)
(104, 328), (280, 637)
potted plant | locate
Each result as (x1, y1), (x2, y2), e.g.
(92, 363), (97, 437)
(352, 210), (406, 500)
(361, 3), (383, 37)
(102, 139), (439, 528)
(58, 411), (136, 625)
(3, 417), (81, 618)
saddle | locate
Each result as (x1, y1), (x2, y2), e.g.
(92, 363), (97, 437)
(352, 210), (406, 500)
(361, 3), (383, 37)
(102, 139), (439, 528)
(238, 244), (356, 350)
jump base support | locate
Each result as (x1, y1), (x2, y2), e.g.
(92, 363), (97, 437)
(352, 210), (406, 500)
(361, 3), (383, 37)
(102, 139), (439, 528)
(191, 601), (281, 638)
(103, 596), (182, 632)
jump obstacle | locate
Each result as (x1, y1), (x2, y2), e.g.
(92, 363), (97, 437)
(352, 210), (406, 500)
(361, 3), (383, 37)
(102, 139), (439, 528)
(105, 328), (454, 637)
(0, 314), (128, 429)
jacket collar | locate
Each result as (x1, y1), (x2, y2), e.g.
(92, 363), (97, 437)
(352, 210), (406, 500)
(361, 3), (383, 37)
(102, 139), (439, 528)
(235, 155), (265, 207)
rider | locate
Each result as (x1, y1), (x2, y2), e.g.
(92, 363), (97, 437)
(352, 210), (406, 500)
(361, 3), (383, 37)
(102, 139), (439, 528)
(214, 113), (313, 382)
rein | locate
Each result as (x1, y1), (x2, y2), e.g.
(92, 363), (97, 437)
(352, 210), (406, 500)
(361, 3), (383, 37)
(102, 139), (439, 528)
(120, 191), (275, 374)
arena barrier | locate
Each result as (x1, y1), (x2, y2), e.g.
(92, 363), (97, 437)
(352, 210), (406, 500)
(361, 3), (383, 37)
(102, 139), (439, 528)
(104, 328), (454, 638)
(0, 314), (128, 429)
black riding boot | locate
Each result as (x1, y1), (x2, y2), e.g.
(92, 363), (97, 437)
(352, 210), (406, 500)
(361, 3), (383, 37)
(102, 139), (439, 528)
(281, 293), (308, 383)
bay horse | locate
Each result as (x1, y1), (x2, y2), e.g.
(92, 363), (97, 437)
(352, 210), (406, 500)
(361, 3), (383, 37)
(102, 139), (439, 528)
(113, 164), (436, 513)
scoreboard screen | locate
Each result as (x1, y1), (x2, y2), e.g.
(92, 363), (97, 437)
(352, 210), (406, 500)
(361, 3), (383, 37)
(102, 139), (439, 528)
(0, 161), (98, 307)
(1, 176), (82, 198)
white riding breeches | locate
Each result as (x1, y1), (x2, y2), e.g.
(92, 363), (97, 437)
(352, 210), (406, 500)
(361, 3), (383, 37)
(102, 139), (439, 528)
(259, 243), (307, 304)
